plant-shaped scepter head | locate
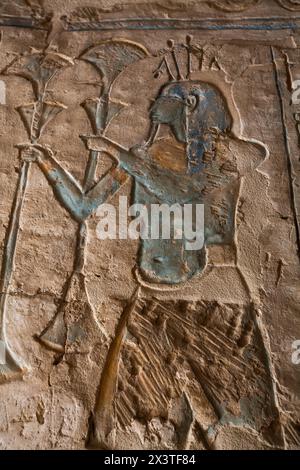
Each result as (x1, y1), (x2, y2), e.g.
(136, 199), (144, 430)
(3, 49), (74, 142)
(80, 39), (149, 135)
(34, 40), (150, 353)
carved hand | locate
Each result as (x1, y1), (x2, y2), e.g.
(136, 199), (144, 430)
(16, 144), (48, 163)
(129, 143), (149, 159)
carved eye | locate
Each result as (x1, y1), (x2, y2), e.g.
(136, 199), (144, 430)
(186, 95), (197, 109)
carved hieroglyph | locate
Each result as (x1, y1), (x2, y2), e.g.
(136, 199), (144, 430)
(0, 0), (299, 450)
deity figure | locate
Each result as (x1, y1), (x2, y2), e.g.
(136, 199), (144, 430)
(19, 39), (284, 450)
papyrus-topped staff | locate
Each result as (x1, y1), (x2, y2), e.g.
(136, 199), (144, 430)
(0, 48), (73, 383)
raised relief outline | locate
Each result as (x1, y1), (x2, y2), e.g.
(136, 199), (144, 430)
(0, 1), (296, 450)
(0, 47), (74, 381)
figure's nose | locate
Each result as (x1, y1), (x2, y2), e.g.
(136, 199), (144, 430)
(150, 106), (160, 121)
(149, 101), (158, 113)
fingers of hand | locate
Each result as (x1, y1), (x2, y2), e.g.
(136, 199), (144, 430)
(19, 146), (39, 162)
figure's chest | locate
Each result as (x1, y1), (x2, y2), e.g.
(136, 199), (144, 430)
(151, 137), (238, 189)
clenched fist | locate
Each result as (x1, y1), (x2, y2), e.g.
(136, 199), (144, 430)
(15, 144), (48, 162)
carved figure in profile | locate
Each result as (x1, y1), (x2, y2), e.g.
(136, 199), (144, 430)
(17, 37), (284, 450)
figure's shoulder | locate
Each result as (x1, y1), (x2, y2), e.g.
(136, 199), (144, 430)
(148, 136), (186, 172)
(219, 135), (268, 176)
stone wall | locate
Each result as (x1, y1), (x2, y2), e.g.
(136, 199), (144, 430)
(0, 0), (299, 450)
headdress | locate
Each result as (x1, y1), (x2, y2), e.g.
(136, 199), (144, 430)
(152, 37), (232, 174)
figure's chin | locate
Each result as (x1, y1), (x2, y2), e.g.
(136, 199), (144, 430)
(171, 125), (187, 143)
(150, 116), (161, 124)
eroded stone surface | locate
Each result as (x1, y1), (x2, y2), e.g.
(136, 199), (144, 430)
(0, 0), (299, 450)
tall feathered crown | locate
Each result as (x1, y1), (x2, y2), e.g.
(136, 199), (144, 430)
(153, 35), (206, 82)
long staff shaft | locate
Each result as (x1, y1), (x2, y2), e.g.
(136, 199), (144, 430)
(0, 160), (30, 374)
(0, 161), (30, 334)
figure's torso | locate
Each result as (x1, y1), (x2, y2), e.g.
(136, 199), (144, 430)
(134, 135), (241, 284)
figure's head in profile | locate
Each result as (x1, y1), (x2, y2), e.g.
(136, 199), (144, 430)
(149, 80), (232, 174)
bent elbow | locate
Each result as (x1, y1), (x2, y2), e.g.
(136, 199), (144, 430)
(77, 199), (99, 221)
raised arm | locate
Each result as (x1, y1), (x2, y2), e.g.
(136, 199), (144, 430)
(87, 136), (205, 204)
(19, 144), (127, 222)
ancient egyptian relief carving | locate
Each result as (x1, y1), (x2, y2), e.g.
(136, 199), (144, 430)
(80, 38), (284, 449)
(86, 38), (264, 284)
(61, 0), (300, 28)
(0, 0), (50, 28)
(60, 0), (300, 20)
(0, 40), (149, 363)
(208, 0), (262, 11)
(0, 48), (74, 381)
(0, 30), (286, 449)
(0, 1), (299, 451)
(277, 0), (300, 10)
(271, 47), (300, 259)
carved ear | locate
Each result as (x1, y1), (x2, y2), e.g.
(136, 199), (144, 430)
(185, 94), (198, 113)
